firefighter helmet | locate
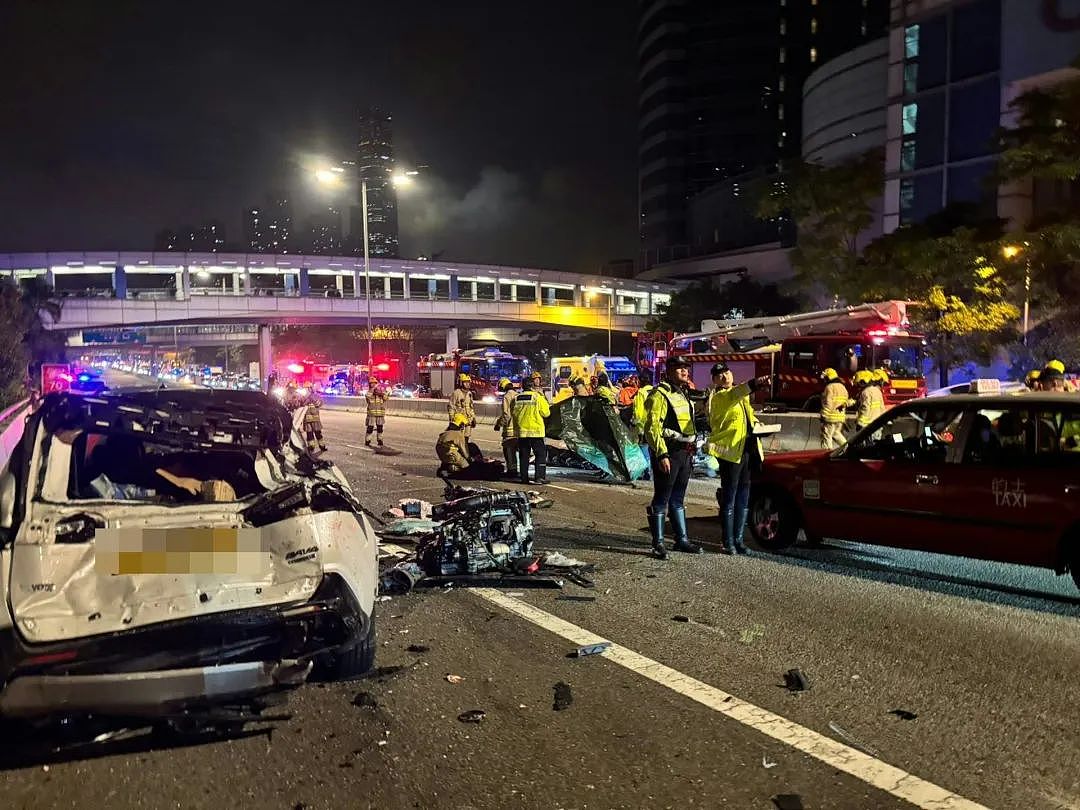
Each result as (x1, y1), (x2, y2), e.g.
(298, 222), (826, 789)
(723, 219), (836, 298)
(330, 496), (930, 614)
(821, 367), (839, 382)
(450, 413), (469, 427)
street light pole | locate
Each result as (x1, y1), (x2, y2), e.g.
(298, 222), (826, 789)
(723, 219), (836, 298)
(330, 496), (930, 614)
(362, 177), (373, 376)
(1023, 259), (1031, 345)
(607, 288), (612, 356)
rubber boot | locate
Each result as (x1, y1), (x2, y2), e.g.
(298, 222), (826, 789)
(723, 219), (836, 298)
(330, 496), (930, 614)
(732, 507), (750, 554)
(646, 507), (667, 560)
(534, 461), (549, 485)
(668, 506), (703, 554)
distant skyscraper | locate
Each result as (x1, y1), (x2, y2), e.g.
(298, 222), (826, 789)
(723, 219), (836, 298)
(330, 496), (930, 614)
(637, 0), (887, 268)
(243, 193), (292, 253)
(307, 206), (343, 254)
(353, 107), (399, 258)
(156, 221), (226, 252)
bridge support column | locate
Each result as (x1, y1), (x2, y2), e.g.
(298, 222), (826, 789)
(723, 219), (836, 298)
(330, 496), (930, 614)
(446, 326), (459, 354)
(534, 281), (542, 304)
(243, 268), (252, 296)
(258, 324), (273, 391)
(113, 266), (127, 300)
(449, 275), (459, 301)
(180, 266), (191, 300)
(353, 269), (362, 298)
(573, 286), (583, 306)
(299, 269), (310, 296)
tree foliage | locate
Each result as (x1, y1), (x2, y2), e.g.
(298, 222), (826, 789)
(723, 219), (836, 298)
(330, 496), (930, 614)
(646, 274), (800, 333)
(0, 277), (63, 407)
(998, 59), (1080, 185)
(756, 150), (884, 294)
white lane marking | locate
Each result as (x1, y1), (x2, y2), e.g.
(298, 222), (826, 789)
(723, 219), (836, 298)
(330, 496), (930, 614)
(545, 484), (578, 492)
(472, 589), (991, 810)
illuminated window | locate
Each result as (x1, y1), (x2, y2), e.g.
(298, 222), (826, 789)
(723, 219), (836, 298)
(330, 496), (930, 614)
(902, 102), (918, 135)
(810, 47), (818, 63)
(810, 18), (817, 34)
(778, 103), (785, 121)
(780, 18), (786, 35)
(901, 139), (916, 171)
(905, 24), (920, 59)
(778, 76), (785, 91)
(779, 47), (786, 64)
(904, 62), (919, 94)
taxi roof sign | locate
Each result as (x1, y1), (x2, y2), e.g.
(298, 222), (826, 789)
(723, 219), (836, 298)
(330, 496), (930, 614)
(971, 379), (1001, 394)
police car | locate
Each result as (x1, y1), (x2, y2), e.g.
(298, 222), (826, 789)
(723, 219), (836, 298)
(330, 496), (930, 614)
(748, 384), (1080, 590)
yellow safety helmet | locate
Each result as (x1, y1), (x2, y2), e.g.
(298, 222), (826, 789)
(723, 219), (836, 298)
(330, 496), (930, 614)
(450, 413), (469, 427)
(821, 368), (839, 382)
(498, 377), (512, 391)
(530, 370), (542, 380)
(853, 370), (872, 386)
(1045, 359), (1066, 375)
(873, 368), (890, 385)
(458, 373), (471, 383)
(1025, 369), (1041, 388)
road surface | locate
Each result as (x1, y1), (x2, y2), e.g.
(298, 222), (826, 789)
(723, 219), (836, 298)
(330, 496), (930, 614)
(1, 395), (1076, 810)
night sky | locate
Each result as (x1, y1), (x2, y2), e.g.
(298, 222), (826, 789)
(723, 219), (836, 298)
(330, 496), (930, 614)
(0, 0), (639, 272)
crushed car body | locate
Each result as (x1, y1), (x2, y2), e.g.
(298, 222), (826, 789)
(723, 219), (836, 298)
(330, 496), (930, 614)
(0, 388), (378, 723)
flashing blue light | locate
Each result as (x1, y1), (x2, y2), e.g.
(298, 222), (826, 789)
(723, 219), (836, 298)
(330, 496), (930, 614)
(77, 374), (91, 382)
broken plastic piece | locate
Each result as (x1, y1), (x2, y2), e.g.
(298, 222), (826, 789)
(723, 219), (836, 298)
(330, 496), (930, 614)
(762, 756), (777, 769)
(445, 674), (463, 684)
(888, 709), (918, 720)
(573, 642), (610, 659)
(783, 669), (810, 692)
(553, 681), (573, 711)
(457, 709), (485, 723)
(772, 795), (804, 810)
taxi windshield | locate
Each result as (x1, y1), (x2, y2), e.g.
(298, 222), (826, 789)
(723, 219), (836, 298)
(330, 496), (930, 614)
(872, 340), (923, 378)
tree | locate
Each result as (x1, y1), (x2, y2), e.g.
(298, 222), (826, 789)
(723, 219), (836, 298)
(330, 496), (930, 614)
(998, 59), (1080, 185)
(646, 274), (800, 333)
(0, 281), (29, 408)
(756, 149), (884, 296)
(216, 344), (246, 372)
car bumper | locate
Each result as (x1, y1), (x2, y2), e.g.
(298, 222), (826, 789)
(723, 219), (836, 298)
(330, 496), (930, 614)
(0, 574), (367, 718)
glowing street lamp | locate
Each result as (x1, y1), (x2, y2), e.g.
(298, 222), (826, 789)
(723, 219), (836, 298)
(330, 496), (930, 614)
(1002, 242), (1031, 344)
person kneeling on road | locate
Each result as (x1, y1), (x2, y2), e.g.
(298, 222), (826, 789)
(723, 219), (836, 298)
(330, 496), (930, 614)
(513, 372), (550, 485)
(706, 362), (771, 555)
(436, 414), (472, 476)
(643, 356), (702, 559)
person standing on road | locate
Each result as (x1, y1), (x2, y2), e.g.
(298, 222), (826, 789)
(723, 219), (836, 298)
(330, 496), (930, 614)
(706, 362), (771, 555)
(643, 356), (702, 559)
(854, 370), (885, 430)
(512, 374), (550, 485)
(819, 368), (850, 450)
(448, 374), (476, 438)
(365, 377), (388, 447)
(302, 393), (328, 454)
(494, 377), (520, 478)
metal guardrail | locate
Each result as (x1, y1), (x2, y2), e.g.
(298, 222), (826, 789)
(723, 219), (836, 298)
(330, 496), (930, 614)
(0, 398), (32, 472)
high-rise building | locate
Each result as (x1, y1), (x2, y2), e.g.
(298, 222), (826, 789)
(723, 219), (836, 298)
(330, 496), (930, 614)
(353, 107), (399, 258)
(637, 0), (887, 270)
(243, 194), (292, 253)
(155, 221), (226, 252)
(307, 206), (344, 254)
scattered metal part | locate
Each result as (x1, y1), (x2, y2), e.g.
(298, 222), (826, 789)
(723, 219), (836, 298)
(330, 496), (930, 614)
(553, 681), (573, 711)
(888, 709), (918, 720)
(556, 595), (597, 603)
(783, 669), (810, 692)
(772, 795), (804, 810)
(762, 756), (778, 769)
(406, 644), (430, 654)
(672, 615), (690, 623)
(828, 721), (878, 757)
(572, 642), (611, 658)
(457, 709), (485, 723)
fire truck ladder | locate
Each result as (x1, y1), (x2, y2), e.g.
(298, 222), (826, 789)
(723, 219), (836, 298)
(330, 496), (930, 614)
(679, 300), (916, 345)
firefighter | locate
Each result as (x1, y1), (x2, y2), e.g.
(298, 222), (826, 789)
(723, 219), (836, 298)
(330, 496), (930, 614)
(820, 368), (850, 450)
(512, 373), (550, 484)
(1024, 369), (1041, 390)
(448, 374), (476, 438)
(618, 374), (640, 407)
(706, 362), (772, 555)
(436, 414), (472, 476)
(302, 393), (327, 454)
(1042, 359), (1076, 392)
(493, 377), (519, 477)
(365, 377), (388, 447)
(643, 356), (702, 558)
(854, 369), (885, 430)
(873, 367), (890, 390)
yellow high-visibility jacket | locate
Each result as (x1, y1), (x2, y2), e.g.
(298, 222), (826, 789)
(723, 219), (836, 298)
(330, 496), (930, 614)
(494, 389), (519, 440)
(855, 385), (885, 429)
(448, 388), (474, 425)
(706, 384), (761, 464)
(821, 381), (850, 424)
(511, 390), (550, 438)
(644, 382), (694, 458)
(631, 384), (654, 433)
(366, 386), (387, 417)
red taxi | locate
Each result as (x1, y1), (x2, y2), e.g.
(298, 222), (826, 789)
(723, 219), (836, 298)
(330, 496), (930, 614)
(748, 393), (1080, 590)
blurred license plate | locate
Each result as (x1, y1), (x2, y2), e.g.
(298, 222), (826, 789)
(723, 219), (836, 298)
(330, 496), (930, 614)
(95, 527), (270, 575)
(892, 380), (917, 389)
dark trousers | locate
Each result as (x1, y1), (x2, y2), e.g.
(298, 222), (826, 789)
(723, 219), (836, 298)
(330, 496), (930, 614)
(502, 438), (519, 473)
(649, 443), (693, 512)
(517, 437), (547, 482)
(717, 450), (752, 549)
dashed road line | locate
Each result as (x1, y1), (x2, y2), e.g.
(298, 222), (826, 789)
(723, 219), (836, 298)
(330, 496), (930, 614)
(473, 588), (992, 810)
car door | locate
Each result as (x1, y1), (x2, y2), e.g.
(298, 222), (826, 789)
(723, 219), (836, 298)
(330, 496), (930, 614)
(947, 402), (1080, 567)
(812, 404), (965, 550)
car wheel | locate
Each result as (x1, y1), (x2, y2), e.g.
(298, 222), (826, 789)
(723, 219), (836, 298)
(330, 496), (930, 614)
(748, 487), (801, 550)
(313, 618), (376, 681)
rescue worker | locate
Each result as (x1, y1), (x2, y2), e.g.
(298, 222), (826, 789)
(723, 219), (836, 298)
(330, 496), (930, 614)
(819, 367), (850, 450)
(643, 356), (702, 558)
(630, 368), (655, 478)
(873, 367), (890, 390)
(618, 374), (639, 407)
(1024, 369), (1041, 390)
(854, 369), (885, 430)
(706, 362), (772, 555)
(1043, 359), (1076, 392)
(302, 394), (327, 454)
(512, 373), (550, 484)
(493, 377), (519, 477)
(595, 371), (617, 406)
(365, 376), (388, 447)
(448, 373), (476, 438)
(436, 414), (471, 476)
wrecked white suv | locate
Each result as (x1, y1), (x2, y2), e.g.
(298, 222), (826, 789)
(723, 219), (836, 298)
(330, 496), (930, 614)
(0, 389), (377, 726)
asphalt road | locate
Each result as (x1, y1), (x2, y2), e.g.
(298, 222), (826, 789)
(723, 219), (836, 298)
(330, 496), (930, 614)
(2, 391), (1077, 809)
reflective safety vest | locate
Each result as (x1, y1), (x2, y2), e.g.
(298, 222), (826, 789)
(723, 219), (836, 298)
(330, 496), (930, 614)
(448, 387), (475, 425)
(495, 388), (519, 440)
(706, 383), (760, 464)
(644, 381), (695, 457)
(596, 385), (617, 406)
(366, 386), (387, 417)
(631, 384), (654, 433)
(512, 390), (550, 438)
(821, 381), (850, 424)
(855, 385), (885, 429)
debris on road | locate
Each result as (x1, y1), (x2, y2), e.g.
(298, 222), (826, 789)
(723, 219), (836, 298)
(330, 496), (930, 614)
(374, 446), (403, 456)
(783, 669), (811, 692)
(762, 756), (778, 769)
(828, 721), (878, 757)
(772, 794), (804, 810)
(543, 551), (586, 567)
(406, 644), (430, 654)
(375, 595), (392, 602)
(445, 674), (464, 684)
(556, 595), (597, 603)
(351, 691), (378, 709)
(888, 709), (918, 720)
(672, 615), (690, 623)
(739, 624), (766, 645)
(553, 681), (574, 711)
(457, 709), (486, 723)
(572, 642), (611, 658)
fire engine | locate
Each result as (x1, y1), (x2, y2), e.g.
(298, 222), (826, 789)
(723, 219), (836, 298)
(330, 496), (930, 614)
(418, 348), (532, 398)
(641, 301), (928, 409)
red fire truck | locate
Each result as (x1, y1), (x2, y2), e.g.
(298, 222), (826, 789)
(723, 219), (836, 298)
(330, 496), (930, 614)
(418, 348), (532, 399)
(641, 301), (928, 409)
